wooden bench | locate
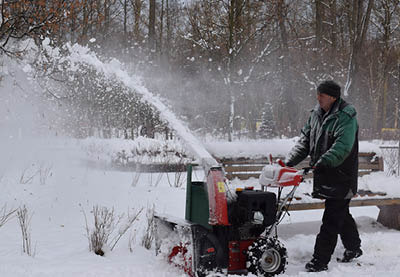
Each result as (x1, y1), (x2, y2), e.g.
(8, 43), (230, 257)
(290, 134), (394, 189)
(220, 152), (383, 181)
(218, 153), (400, 230)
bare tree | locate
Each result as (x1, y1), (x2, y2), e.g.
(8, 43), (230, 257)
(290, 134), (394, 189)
(131, 0), (143, 41)
(0, 0), (68, 54)
(315, 0), (324, 49)
(8, 0), (400, 141)
(275, 0), (299, 136)
(148, 0), (156, 50)
(184, 0), (276, 139)
(343, 0), (374, 97)
(369, 0), (400, 132)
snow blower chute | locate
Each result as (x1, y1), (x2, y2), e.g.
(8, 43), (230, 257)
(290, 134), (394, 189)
(155, 158), (308, 277)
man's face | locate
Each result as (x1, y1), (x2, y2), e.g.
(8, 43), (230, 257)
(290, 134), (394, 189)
(317, 92), (336, 112)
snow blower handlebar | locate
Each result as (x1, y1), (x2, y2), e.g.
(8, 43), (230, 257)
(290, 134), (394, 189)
(259, 156), (312, 188)
(259, 160), (313, 236)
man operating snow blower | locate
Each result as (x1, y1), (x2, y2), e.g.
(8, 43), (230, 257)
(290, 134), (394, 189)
(284, 80), (362, 272)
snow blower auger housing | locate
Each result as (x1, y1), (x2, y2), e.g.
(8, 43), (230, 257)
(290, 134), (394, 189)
(155, 161), (306, 277)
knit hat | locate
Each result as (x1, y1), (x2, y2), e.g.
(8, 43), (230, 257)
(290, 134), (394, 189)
(317, 80), (341, 98)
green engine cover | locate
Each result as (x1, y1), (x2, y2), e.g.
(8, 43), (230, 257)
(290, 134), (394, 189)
(185, 165), (211, 229)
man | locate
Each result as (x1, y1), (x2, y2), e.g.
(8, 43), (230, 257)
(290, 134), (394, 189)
(285, 80), (362, 272)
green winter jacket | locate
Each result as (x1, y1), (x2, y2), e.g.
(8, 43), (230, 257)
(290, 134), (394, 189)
(286, 98), (359, 199)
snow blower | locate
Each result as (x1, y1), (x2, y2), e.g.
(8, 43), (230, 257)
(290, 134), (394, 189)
(154, 159), (309, 277)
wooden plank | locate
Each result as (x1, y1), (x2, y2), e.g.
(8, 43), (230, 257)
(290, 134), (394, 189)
(349, 198), (400, 207)
(226, 173), (260, 180)
(222, 158), (269, 165)
(221, 153), (379, 165)
(359, 157), (380, 164)
(227, 166), (379, 177)
(358, 152), (376, 157)
(288, 202), (325, 210)
(228, 170), (376, 180)
(224, 165), (265, 172)
(358, 163), (382, 170)
(378, 156), (384, 171)
(379, 146), (399, 149)
(288, 198), (400, 211)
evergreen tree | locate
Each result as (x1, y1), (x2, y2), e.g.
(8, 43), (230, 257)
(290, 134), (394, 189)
(258, 103), (276, 139)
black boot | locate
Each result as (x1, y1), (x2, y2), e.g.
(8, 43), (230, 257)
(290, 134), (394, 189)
(337, 248), (363, 263)
(305, 258), (328, 272)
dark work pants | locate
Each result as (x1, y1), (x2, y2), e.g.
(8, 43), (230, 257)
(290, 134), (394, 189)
(313, 199), (361, 264)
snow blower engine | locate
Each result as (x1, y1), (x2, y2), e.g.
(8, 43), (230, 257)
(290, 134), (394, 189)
(154, 159), (306, 277)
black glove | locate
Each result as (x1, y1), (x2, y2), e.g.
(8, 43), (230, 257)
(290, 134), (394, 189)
(285, 161), (294, 167)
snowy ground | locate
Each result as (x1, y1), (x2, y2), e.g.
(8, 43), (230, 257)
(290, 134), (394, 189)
(0, 138), (399, 277)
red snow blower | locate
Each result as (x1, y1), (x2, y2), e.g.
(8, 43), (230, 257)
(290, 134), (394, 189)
(155, 158), (309, 277)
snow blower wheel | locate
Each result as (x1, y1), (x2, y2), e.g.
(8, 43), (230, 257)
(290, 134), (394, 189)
(246, 237), (287, 277)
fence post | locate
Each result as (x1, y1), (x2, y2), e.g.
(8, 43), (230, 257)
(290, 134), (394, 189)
(398, 140), (400, 177)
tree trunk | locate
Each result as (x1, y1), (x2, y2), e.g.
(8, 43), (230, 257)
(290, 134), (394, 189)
(276, 0), (296, 136)
(371, 0), (395, 134)
(396, 64), (400, 129)
(166, 0), (170, 60)
(380, 1), (393, 131)
(148, 0), (156, 50)
(329, 0), (338, 65)
(228, 89), (234, 142)
(344, 0), (374, 97)
(315, 0), (323, 49)
(133, 0), (142, 41)
(123, 0), (127, 36)
(104, 0), (110, 40)
(159, 0), (164, 54)
(70, 4), (76, 43)
(226, 0), (236, 142)
(81, 0), (89, 43)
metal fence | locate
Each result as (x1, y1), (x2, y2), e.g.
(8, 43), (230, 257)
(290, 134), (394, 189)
(380, 143), (400, 176)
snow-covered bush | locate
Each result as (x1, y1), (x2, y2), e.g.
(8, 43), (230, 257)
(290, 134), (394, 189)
(37, 162), (53, 185)
(166, 171), (186, 188)
(19, 164), (39, 184)
(80, 137), (194, 165)
(0, 204), (16, 229)
(18, 162), (53, 185)
(17, 205), (34, 256)
(141, 205), (156, 250)
(82, 205), (142, 256)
